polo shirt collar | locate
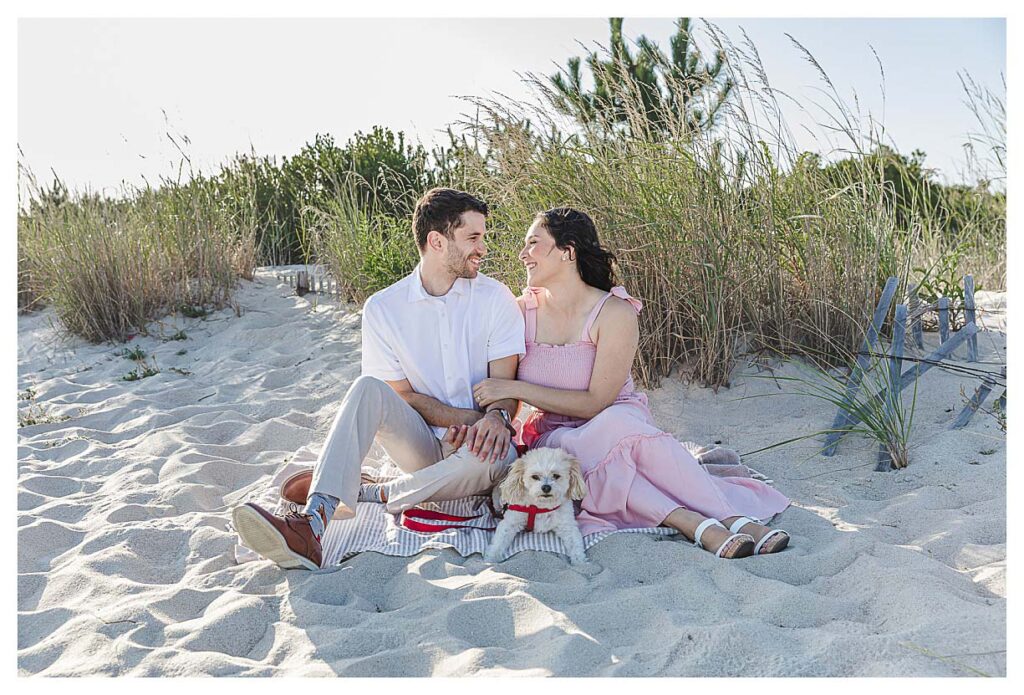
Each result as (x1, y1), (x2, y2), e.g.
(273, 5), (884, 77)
(407, 263), (468, 302)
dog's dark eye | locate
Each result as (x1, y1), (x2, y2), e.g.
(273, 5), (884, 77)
(531, 475), (540, 480)
(552, 474), (560, 480)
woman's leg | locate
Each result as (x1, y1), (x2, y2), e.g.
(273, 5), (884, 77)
(613, 424), (790, 526)
(616, 470), (754, 559)
(661, 508), (753, 559)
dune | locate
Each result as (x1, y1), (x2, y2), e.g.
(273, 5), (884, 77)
(17, 268), (1006, 676)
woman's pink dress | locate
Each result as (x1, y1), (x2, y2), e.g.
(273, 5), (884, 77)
(516, 286), (790, 537)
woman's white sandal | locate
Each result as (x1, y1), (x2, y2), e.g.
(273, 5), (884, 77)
(728, 516), (790, 555)
(693, 518), (754, 559)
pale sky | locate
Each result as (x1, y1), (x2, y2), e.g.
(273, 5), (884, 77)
(17, 17), (1006, 198)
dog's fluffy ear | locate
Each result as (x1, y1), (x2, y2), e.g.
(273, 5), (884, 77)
(566, 454), (587, 500)
(499, 458), (529, 504)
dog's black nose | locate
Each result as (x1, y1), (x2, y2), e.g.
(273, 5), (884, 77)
(541, 484), (551, 493)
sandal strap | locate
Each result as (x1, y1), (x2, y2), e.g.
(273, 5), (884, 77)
(693, 518), (724, 550)
(728, 516), (757, 535)
(753, 529), (789, 555)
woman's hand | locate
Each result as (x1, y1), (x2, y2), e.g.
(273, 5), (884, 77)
(472, 378), (518, 408)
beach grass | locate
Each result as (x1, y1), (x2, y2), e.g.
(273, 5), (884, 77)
(18, 156), (258, 343)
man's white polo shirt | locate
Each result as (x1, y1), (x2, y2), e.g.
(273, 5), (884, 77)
(360, 263), (526, 439)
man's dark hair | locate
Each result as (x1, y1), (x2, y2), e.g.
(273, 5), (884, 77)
(412, 188), (489, 250)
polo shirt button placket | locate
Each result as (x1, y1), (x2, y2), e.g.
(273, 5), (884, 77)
(438, 302), (453, 384)
(440, 301), (450, 351)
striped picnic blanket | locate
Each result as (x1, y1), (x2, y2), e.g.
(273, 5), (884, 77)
(232, 442), (773, 566)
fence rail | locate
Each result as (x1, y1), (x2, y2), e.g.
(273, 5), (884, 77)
(274, 269), (342, 299)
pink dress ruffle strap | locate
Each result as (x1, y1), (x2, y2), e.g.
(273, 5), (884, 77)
(520, 286), (542, 308)
(515, 284), (790, 537)
(608, 286), (643, 313)
(520, 287), (542, 343)
(580, 286), (642, 344)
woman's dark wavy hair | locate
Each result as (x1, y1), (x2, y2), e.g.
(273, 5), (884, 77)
(535, 207), (618, 291)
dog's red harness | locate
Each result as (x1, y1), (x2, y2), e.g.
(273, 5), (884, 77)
(505, 504), (559, 532)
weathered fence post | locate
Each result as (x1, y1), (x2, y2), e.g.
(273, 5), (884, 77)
(296, 270), (310, 296)
(938, 297), (950, 345)
(876, 304), (908, 471)
(823, 276), (899, 456)
(889, 304), (908, 398)
(949, 381), (994, 430)
(909, 286), (924, 349)
(964, 275), (977, 362)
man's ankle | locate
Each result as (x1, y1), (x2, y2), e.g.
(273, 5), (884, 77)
(358, 483), (388, 503)
(302, 492), (338, 540)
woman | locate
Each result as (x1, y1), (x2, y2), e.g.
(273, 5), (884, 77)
(473, 208), (790, 558)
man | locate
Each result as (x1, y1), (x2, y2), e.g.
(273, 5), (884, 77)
(233, 188), (524, 570)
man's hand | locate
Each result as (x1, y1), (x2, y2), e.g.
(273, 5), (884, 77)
(466, 410), (511, 465)
(442, 424), (470, 451)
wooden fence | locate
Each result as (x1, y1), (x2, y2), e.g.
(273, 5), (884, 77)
(823, 274), (1005, 470)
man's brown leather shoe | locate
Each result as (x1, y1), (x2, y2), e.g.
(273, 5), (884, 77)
(279, 469), (379, 507)
(280, 470), (313, 506)
(232, 502), (322, 570)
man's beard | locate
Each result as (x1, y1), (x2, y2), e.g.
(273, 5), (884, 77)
(446, 248), (481, 279)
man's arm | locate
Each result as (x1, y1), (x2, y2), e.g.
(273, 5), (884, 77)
(385, 378), (481, 428)
(386, 353), (519, 459)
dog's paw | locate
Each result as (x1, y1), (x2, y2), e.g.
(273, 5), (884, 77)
(482, 551), (503, 564)
(568, 554), (589, 566)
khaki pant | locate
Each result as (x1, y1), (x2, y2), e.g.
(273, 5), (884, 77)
(308, 375), (516, 519)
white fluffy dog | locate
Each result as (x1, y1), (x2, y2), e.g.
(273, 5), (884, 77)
(484, 447), (588, 565)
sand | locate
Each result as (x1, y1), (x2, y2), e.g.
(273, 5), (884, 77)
(17, 268), (1006, 676)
